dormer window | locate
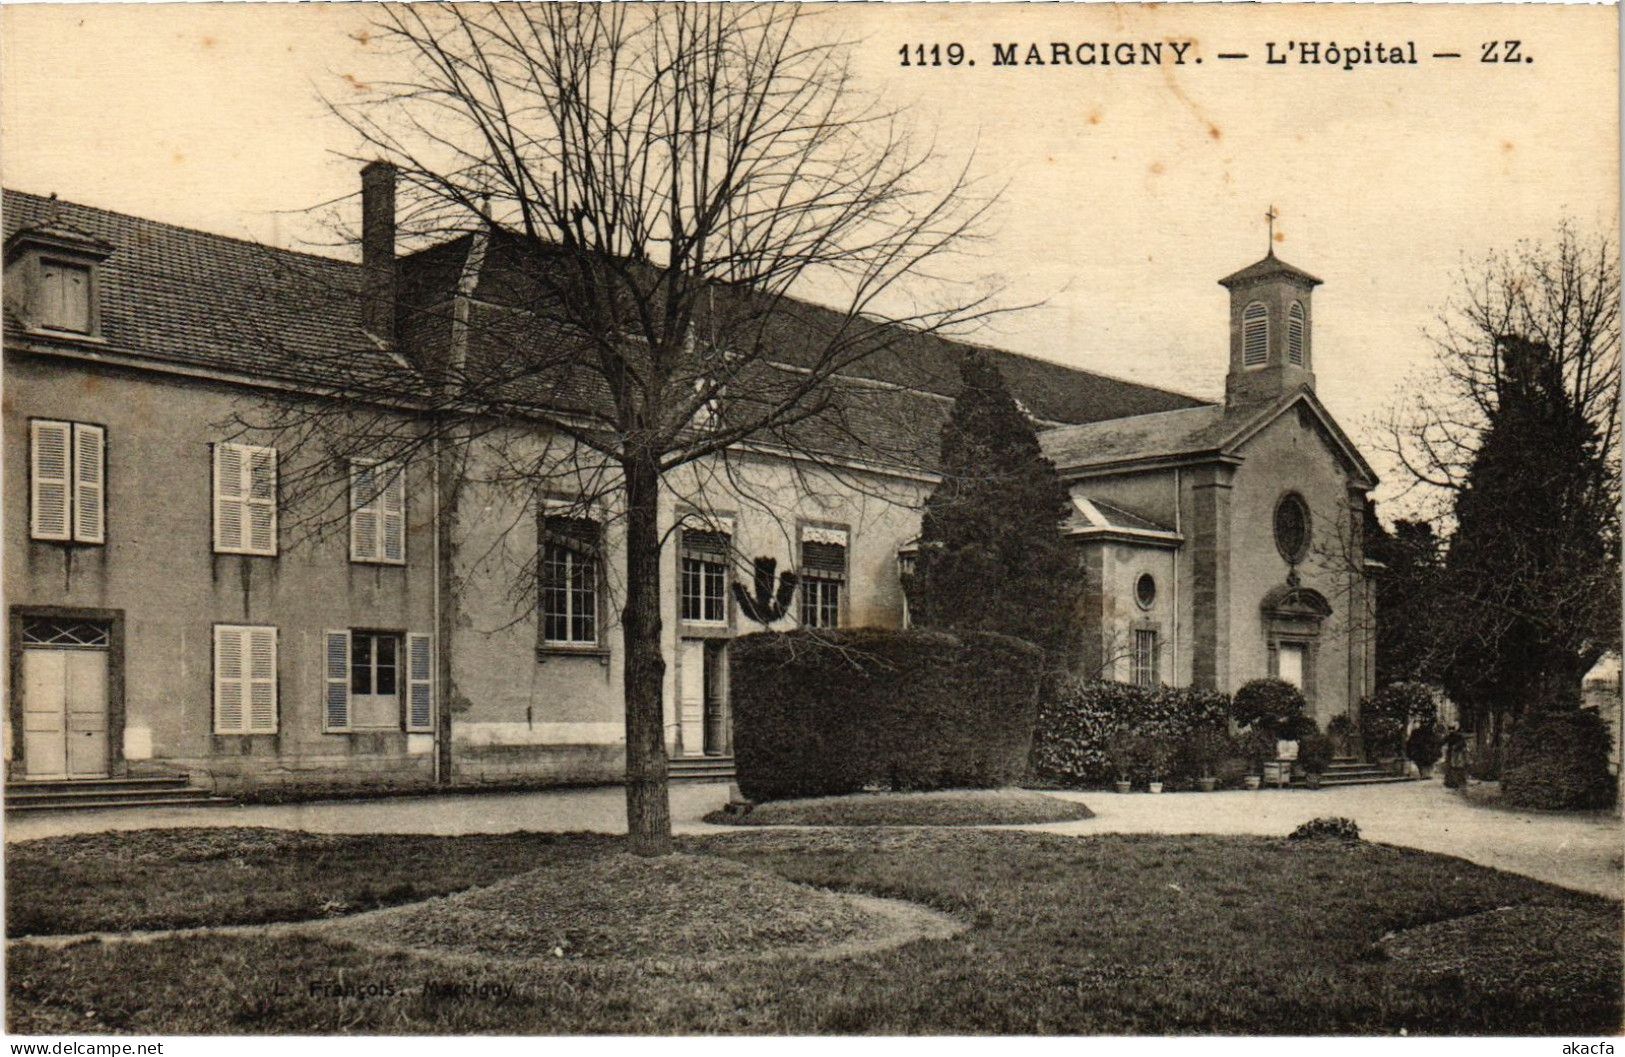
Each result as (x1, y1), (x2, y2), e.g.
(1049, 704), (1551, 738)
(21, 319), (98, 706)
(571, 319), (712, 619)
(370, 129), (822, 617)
(40, 260), (92, 333)
(1288, 302), (1306, 366)
(1242, 301), (1268, 367)
(4, 223), (113, 340)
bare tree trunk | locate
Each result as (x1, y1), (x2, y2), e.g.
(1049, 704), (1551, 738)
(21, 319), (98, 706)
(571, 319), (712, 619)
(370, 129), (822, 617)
(622, 450), (673, 856)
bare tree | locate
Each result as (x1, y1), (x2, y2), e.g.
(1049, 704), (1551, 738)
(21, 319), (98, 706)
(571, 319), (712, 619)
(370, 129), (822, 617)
(240, 4), (1002, 855)
(1378, 221), (1620, 735)
(1381, 220), (1619, 520)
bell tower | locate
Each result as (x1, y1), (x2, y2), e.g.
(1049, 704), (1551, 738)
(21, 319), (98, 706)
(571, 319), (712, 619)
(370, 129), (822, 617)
(1219, 244), (1322, 408)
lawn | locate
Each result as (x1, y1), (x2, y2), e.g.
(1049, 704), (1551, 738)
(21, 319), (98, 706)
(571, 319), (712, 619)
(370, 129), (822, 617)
(7, 827), (1620, 1035)
(703, 788), (1094, 827)
(5, 828), (615, 936)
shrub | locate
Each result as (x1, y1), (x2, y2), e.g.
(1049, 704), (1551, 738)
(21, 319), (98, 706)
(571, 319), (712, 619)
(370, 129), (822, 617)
(1288, 817), (1362, 842)
(1277, 714), (1320, 742)
(1142, 734), (1178, 781)
(1297, 733), (1336, 775)
(1181, 724), (1234, 780)
(1501, 710), (1617, 810)
(1231, 678), (1306, 735)
(1363, 682), (1436, 759)
(1326, 713), (1357, 743)
(1236, 728), (1280, 771)
(1029, 677), (1230, 787)
(1104, 730), (1140, 783)
(730, 627), (1044, 802)
(1406, 723), (1443, 768)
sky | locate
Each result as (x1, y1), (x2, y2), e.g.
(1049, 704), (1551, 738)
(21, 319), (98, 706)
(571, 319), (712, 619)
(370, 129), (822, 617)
(2, 2), (1617, 514)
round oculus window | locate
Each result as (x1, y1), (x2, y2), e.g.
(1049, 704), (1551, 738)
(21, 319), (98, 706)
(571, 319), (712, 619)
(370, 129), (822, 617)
(1135, 573), (1157, 610)
(1274, 493), (1311, 564)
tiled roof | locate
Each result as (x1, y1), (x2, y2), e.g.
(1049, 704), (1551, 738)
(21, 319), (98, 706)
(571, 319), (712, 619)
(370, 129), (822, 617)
(3, 190), (402, 388)
(1041, 386), (1378, 488)
(1064, 495), (1178, 538)
(4, 188), (1224, 476)
(1041, 404), (1233, 471)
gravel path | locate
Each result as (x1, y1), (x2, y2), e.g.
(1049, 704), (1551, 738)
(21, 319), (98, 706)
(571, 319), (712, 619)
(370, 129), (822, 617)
(1021, 778), (1623, 898)
(9, 775), (1618, 898)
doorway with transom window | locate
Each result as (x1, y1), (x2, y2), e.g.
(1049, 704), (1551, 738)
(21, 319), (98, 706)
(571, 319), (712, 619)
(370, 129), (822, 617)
(11, 610), (123, 781)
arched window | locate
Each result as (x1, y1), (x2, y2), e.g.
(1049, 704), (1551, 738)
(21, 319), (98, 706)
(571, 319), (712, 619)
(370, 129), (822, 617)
(1242, 301), (1268, 367)
(1288, 302), (1306, 366)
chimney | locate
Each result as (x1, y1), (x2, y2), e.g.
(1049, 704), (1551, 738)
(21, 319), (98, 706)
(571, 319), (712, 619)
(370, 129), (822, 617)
(361, 160), (397, 345)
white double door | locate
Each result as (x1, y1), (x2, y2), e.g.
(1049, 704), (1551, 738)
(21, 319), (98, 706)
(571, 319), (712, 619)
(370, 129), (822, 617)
(22, 647), (109, 780)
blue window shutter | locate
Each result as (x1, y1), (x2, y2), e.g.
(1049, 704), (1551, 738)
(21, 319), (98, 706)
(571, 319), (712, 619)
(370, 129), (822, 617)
(406, 633), (434, 733)
(325, 630), (351, 732)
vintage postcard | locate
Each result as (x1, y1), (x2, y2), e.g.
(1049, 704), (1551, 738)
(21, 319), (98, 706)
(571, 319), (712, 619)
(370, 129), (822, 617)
(1, 0), (1619, 1047)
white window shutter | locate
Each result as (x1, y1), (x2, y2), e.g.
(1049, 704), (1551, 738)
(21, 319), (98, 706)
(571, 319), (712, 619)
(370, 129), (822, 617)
(72, 424), (105, 544)
(324, 630), (351, 731)
(30, 420), (71, 541)
(350, 462), (378, 561)
(214, 443), (245, 552)
(406, 633), (434, 732)
(382, 465), (405, 563)
(247, 447), (277, 555)
(247, 627), (278, 733)
(214, 626), (246, 734)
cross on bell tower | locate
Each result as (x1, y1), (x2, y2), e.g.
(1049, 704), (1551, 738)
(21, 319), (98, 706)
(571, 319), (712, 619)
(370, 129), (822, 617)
(1218, 212), (1323, 407)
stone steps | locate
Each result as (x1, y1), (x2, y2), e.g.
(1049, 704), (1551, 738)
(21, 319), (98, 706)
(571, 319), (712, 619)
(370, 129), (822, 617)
(5, 775), (233, 812)
(667, 755), (736, 782)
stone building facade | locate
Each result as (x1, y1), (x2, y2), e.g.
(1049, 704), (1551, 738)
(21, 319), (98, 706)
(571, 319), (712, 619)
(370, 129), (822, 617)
(3, 173), (1377, 794)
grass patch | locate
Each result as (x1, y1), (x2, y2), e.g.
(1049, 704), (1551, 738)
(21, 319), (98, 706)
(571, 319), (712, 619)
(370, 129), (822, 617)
(327, 852), (888, 962)
(7, 829), (1620, 1035)
(5, 827), (614, 936)
(704, 788), (1093, 827)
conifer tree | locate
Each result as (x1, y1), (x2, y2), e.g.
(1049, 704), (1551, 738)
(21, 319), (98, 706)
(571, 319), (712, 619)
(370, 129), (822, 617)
(907, 351), (1082, 663)
(1442, 336), (1619, 734)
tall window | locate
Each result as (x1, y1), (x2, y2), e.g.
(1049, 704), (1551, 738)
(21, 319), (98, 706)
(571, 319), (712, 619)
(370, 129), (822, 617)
(323, 630), (434, 733)
(1287, 302), (1306, 366)
(30, 420), (104, 544)
(1132, 628), (1159, 687)
(214, 443), (277, 555)
(800, 526), (848, 629)
(1242, 301), (1268, 367)
(541, 513), (601, 645)
(350, 460), (405, 564)
(680, 528), (729, 624)
(214, 624), (278, 735)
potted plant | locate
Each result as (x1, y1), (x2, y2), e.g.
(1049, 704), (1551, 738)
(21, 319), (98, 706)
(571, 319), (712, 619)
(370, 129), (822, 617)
(1406, 722), (1443, 779)
(1232, 678), (1308, 732)
(1106, 730), (1138, 793)
(1238, 728), (1276, 790)
(1276, 714), (1318, 762)
(1297, 732), (1335, 789)
(1185, 725), (1231, 792)
(1143, 735), (1176, 794)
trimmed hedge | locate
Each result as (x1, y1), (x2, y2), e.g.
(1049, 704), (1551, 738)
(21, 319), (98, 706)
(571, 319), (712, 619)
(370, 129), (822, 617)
(729, 628), (1044, 802)
(1029, 677), (1231, 787)
(1502, 709), (1617, 810)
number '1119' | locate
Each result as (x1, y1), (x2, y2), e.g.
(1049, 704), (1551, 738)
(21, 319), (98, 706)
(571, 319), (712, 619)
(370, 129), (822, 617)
(899, 43), (970, 66)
